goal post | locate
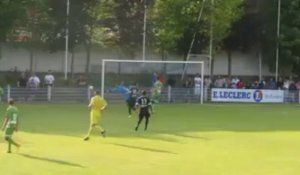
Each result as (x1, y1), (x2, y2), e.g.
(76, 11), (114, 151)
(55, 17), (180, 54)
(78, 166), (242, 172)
(101, 59), (205, 104)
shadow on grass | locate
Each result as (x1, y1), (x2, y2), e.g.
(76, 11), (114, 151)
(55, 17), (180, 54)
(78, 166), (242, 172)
(107, 143), (177, 155)
(108, 132), (182, 143)
(19, 154), (86, 168)
(169, 133), (211, 140)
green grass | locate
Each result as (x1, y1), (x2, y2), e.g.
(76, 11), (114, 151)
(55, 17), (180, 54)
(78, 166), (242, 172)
(1, 103), (300, 175)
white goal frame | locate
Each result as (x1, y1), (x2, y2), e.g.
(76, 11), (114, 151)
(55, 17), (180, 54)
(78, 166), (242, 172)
(101, 59), (205, 104)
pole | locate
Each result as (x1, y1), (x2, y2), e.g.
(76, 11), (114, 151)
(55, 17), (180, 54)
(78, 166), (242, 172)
(101, 60), (105, 97)
(181, 0), (206, 80)
(142, 0), (147, 61)
(209, 0), (214, 79)
(275, 0), (281, 81)
(64, 0), (70, 80)
(259, 48), (262, 81)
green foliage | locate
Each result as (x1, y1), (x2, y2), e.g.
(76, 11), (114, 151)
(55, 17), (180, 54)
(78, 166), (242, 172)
(0, 0), (25, 42)
(260, 0), (300, 75)
(152, 0), (244, 57)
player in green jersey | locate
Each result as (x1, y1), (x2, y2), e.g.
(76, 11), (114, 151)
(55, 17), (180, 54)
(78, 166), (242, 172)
(1, 99), (20, 153)
(151, 80), (163, 104)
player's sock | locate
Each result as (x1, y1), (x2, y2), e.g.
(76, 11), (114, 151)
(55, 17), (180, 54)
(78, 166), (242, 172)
(128, 107), (132, 118)
(95, 125), (104, 132)
(101, 130), (106, 137)
(95, 125), (106, 137)
(9, 138), (19, 147)
(135, 118), (142, 131)
(84, 126), (93, 140)
(7, 142), (12, 153)
(128, 107), (132, 115)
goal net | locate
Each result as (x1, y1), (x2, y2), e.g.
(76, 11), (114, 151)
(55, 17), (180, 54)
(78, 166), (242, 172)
(101, 59), (205, 104)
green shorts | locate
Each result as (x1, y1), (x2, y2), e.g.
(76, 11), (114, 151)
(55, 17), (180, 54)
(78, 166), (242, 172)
(5, 127), (15, 138)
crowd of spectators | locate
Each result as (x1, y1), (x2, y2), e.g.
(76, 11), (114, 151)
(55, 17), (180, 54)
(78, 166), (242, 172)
(2, 67), (91, 88)
(212, 76), (300, 91)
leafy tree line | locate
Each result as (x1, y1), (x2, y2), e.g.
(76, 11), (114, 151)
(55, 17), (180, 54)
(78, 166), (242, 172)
(1, 0), (298, 77)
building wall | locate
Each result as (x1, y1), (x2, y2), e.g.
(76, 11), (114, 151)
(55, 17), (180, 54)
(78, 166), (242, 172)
(0, 45), (273, 76)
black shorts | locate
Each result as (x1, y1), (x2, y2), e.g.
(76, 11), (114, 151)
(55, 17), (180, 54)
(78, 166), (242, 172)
(127, 97), (136, 108)
(139, 111), (150, 119)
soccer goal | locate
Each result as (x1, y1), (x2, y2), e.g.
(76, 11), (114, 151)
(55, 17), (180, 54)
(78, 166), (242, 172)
(101, 59), (205, 104)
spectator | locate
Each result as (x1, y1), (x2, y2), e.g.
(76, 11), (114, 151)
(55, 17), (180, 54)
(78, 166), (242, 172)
(27, 73), (40, 88)
(167, 76), (176, 88)
(214, 76), (224, 88)
(288, 80), (297, 102)
(257, 79), (265, 89)
(159, 74), (167, 85)
(152, 72), (158, 85)
(44, 70), (55, 87)
(267, 78), (276, 89)
(295, 80), (300, 90)
(204, 77), (212, 89)
(236, 79), (245, 89)
(283, 77), (290, 90)
(77, 75), (87, 86)
(167, 76), (176, 102)
(27, 73), (40, 101)
(184, 77), (193, 102)
(17, 72), (27, 88)
(231, 76), (239, 89)
(225, 77), (231, 88)
(194, 73), (201, 96)
(184, 77), (193, 88)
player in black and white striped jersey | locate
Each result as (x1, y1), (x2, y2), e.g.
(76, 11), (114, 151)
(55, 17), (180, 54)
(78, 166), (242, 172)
(134, 90), (153, 131)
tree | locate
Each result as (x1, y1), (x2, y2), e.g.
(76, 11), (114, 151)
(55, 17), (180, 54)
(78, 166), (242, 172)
(152, 0), (244, 74)
(112, 0), (155, 58)
(83, 0), (116, 74)
(0, 0), (25, 59)
(259, 0), (300, 76)
(223, 11), (264, 76)
(48, 0), (117, 76)
(20, 0), (53, 72)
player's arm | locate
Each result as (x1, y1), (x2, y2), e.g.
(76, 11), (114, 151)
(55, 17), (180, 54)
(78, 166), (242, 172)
(1, 117), (8, 131)
(101, 99), (108, 111)
(135, 97), (141, 108)
(88, 98), (94, 108)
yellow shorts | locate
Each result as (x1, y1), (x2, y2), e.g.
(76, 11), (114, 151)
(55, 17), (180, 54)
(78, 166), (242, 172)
(90, 111), (101, 125)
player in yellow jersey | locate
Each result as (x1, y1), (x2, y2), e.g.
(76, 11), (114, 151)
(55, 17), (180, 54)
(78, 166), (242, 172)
(83, 90), (107, 141)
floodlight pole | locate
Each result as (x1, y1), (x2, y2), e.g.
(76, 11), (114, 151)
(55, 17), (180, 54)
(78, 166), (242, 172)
(142, 0), (147, 61)
(275, 0), (281, 82)
(64, 0), (70, 80)
(101, 59), (105, 97)
(209, 0), (214, 79)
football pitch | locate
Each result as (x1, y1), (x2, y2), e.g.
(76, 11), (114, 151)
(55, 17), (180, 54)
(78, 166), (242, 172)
(1, 103), (300, 175)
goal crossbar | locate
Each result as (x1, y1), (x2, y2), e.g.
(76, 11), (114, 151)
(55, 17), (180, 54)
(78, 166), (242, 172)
(101, 59), (205, 104)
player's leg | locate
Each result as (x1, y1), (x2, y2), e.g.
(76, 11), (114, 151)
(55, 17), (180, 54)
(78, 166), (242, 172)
(94, 124), (106, 137)
(84, 113), (98, 140)
(135, 114), (144, 131)
(144, 114), (150, 131)
(127, 99), (132, 117)
(5, 128), (20, 153)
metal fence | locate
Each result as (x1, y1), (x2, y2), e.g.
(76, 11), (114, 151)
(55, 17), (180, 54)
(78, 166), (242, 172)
(0, 86), (299, 104)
